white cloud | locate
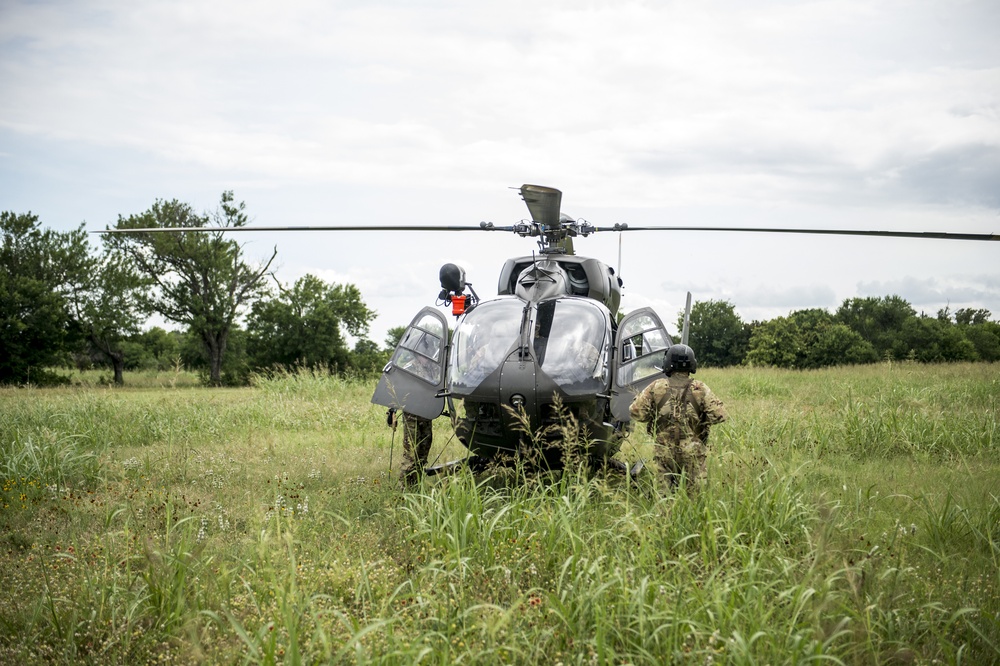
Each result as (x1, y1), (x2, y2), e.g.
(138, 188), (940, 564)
(1, 0), (998, 337)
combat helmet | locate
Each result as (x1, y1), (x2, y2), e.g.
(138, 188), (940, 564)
(663, 344), (697, 376)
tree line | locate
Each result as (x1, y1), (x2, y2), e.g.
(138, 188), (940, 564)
(1, 193), (388, 386)
(680, 297), (1000, 369)
(5, 192), (998, 385)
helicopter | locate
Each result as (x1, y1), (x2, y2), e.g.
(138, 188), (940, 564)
(372, 184), (678, 476)
(100, 184), (998, 477)
(368, 184), (999, 477)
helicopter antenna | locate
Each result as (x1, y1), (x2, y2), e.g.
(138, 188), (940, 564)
(681, 292), (692, 346)
(617, 233), (623, 279)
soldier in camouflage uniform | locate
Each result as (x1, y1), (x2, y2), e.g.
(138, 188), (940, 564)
(629, 344), (727, 495)
(388, 347), (441, 488)
(390, 410), (433, 487)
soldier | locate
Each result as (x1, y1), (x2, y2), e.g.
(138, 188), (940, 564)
(629, 344), (727, 495)
(388, 346), (439, 488)
(395, 410), (433, 488)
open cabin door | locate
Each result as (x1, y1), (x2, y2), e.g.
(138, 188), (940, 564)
(371, 308), (449, 420)
(610, 308), (673, 421)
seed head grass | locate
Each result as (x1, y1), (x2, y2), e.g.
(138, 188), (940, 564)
(1, 362), (997, 663)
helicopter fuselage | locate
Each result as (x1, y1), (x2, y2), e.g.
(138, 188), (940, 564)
(448, 294), (617, 466)
(372, 253), (674, 471)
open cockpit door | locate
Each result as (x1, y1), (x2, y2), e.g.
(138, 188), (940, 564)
(371, 308), (449, 420)
(610, 307), (673, 421)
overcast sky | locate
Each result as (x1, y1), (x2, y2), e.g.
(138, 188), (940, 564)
(2, 0), (998, 344)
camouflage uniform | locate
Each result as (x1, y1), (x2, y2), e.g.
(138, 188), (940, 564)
(397, 412), (433, 487)
(629, 372), (727, 493)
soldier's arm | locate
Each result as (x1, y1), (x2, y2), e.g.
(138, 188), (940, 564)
(629, 384), (654, 422)
(701, 386), (728, 424)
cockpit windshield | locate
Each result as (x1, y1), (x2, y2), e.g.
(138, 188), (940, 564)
(534, 299), (609, 388)
(450, 299), (524, 388)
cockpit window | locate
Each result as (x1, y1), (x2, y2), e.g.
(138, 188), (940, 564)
(535, 299), (609, 386)
(450, 300), (524, 387)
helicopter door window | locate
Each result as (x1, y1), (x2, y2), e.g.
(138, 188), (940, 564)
(392, 313), (446, 384)
(616, 314), (670, 386)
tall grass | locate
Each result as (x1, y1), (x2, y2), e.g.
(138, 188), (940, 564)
(1, 363), (997, 663)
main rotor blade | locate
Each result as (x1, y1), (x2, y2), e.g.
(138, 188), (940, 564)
(599, 225), (998, 242)
(519, 184), (562, 228)
(96, 224), (496, 234)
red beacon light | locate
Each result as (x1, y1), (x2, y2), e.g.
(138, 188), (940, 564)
(451, 294), (467, 316)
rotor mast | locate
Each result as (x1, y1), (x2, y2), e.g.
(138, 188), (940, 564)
(511, 184), (598, 255)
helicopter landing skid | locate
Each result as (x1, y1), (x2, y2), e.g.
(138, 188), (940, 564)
(424, 455), (644, 479)
(423, 456), (493, 476)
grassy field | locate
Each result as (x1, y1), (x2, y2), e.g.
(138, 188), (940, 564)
(1, 363), (997, 664)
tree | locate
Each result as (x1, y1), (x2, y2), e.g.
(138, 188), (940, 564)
(134, 327), (182, 371)
(65, 245), (152, 384)
(385, 326), (407, 351)
(810, 322), (879, 368)
(113, 327), (182, 372)
(351, 338), (389, 377)
(745, 308), (876, 369)
(246, 274), (375, 373)
(955, 308), (992, 326)
(675, 299), (749, 367)
(836, 295), (918, 360)
(963, 322), (1000, 362)
(1, 212), (90, 384)
(106, 192), (276, 385)
(898, 316), (977, 363)
(744, 315), (801, 368)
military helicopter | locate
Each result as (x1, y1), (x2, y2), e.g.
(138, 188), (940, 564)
(101, 184), (998, 476)
(373, 185), (679, 476)
(369, 184), (998, 477)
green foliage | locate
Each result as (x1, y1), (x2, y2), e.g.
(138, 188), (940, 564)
(178, 325), (251, 386)
(676, 299), (749, 367)
(1, 432), (101, 489)
(899, 315), (978, 363)
(836, 295), (918, 360)
(351, 338), (390, 377)
(746, 308), (877, 369)
(65, 243), (153, 384)
(385, 325), (407, 351)
(0, 365), (997, 663)
(963, 321), (1000, 362)
(118, 327), (183, 371)
(0, 212), (90, 384)
(246, 273), (375, 374)
(106, 192), (276, 385)
(955, 307), (993, 326)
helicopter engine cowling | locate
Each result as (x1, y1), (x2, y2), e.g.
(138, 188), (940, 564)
(513, 260), (570, 302)
(499, 254), (622, 315)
